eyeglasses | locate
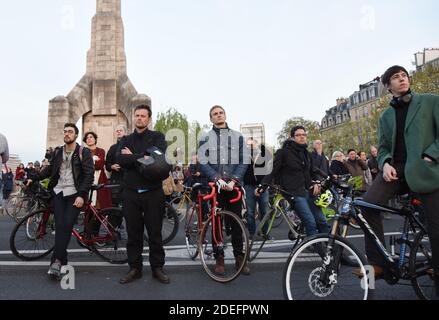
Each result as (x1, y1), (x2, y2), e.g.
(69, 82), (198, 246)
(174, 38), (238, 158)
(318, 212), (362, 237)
(64, 130), (75, 135)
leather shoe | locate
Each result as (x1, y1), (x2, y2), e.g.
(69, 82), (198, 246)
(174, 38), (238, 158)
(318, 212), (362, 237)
(152, 268), (170, 284)
(352, 265), (384, 279)
(119, 269), (142, 284)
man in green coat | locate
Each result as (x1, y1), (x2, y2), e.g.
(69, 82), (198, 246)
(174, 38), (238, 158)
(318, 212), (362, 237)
(356, 65), (439, 296)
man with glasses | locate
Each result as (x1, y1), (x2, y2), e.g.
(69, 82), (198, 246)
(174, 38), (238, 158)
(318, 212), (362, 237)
(27, 123), (94, 280)
(261, 126), (330, 238)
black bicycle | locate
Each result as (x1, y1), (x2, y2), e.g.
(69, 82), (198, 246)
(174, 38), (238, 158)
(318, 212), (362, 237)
(283, 173), (435, 300)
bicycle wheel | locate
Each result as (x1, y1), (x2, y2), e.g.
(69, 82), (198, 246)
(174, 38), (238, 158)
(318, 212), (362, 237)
(6, 195), (35, 222)
(185, 205), (201, 260)
(409, 229), (438, 300)
(91, 207), (128, 264)
(170, 196), (191, 222)
(199, 210), (249, 283)
(143, 203), (179, 245)
(283, 234), (370, 300)
(10, 209), (55, 261)
(248, 210), (274, 262)
(162, 203), (179, 244)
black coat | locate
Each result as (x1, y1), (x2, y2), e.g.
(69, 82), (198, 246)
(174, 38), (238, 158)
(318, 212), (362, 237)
(329, 160), (350, 176)
(262, 140), (318, 197)
(117, 129), (168, 191)
(33, 144), (94, 201)
(105, 141), (124, 184)
(311, 151), (330, 176)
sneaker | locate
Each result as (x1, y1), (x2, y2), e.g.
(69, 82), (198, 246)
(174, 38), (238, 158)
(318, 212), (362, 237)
(48, 260), (62, 281)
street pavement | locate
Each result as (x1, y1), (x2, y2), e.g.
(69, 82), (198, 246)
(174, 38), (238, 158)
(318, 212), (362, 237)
(0, 211), (420, 300)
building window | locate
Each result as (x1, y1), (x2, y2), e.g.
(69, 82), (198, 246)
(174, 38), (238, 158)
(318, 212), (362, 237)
(361, 91), (368, 102)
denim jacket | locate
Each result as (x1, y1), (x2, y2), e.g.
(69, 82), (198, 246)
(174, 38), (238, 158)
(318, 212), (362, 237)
(198, 126), (249, 183)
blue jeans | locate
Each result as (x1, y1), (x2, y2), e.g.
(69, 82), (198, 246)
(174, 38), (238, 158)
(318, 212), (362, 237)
(244, 185), (270, 236)
(294, 195), (330, 237)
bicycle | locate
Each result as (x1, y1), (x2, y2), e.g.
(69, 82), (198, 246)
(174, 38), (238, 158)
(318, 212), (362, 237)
(183, 183), (210, 260)
(319, 174), (363, 229)
(264, 188), (292, 229)
(248, 184), (305, 262)
(169, 185), (194, 222)
(196, 180), (250, 283)
(10, 184), (128, 264)
(4, 181), (48, 222)
(283, 173), (435, 300)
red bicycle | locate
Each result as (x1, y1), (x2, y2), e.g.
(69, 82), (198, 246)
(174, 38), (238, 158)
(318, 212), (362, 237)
(185, 180), (249, 283)
(10, 184), (128, 264)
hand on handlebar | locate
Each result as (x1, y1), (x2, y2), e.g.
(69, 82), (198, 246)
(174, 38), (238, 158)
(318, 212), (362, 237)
(216, 179), (230, 193)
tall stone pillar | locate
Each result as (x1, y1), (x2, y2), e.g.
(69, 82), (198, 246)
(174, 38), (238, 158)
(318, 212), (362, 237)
(46, 0), (151, 152)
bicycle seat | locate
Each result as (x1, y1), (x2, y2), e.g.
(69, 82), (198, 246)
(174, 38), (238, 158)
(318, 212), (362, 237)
(192, 183), (210, 193)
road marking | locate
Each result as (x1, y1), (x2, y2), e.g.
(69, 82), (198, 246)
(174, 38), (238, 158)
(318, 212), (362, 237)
(0, 232), (405, 256)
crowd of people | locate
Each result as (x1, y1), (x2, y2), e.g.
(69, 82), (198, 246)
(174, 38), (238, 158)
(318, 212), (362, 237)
(1, 64), (438, 297)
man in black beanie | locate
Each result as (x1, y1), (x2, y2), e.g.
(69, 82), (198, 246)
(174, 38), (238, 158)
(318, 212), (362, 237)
(354, 65), (439, 297)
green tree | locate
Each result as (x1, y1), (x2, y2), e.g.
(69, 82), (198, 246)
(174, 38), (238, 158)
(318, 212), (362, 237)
(277, 117), (321, 146)
(154, 108), (206, 164)
(411, 64), (439, 94)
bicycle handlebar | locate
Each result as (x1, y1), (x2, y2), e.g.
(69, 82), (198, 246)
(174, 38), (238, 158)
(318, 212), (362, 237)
(202, 182), (243, 204)
(229, 187), (242, 204)
(262, 183), (294, 199)
(203, 182), (216, 201)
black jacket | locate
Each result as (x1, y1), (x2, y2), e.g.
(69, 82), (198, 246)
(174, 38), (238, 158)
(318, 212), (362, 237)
(262, 140), (318, 197)
(105, 141), (124, 184)
(329, 160), (350, 176)
(32, 144), (94, 200)
(244, 145), (273, 186)
(189, 162), (208, 186)
(311, 151), (330, 176)
(367, 156), (379, 180)
(117, 129), (168, 191)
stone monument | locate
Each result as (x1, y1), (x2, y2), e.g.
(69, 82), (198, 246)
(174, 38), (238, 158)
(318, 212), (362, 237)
(46, 0), (150, 151)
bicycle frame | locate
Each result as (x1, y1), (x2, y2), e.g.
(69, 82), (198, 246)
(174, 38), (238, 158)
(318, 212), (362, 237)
(271, 193), (301, 239)
(331, 193), (428, 282)
(202, 182), (242, 247)
(71, 187), (118, 247)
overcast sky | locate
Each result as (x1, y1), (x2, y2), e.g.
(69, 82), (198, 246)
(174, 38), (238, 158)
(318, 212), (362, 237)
(1, 0), (438, 162)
